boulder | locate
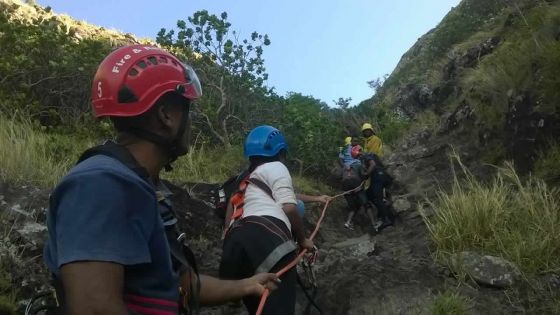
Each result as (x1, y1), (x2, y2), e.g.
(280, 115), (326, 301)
(393, 198), (412, 213)
(452, 251), (521, 288)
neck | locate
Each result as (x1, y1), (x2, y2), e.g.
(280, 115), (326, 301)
(117, 135), (168, 180)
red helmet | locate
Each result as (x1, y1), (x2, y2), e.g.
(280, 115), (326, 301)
(91, 44), (202, 117)
(351, 145), (363, 159)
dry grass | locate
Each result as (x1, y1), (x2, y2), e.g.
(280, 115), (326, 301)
(422, 152), (560, 274)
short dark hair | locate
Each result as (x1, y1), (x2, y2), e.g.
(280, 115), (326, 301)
(248, 149), (286, 172)
(111, 92), (190, 132)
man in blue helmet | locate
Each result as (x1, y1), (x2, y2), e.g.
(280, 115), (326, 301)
(220, 125), (315, 315)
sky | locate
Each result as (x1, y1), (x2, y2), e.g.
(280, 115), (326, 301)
(37, 0), (461, 106)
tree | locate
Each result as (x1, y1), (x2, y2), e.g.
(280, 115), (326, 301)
(157, 11), (274, 147)
(367, 73), (389, 95)
(333, 97), (352, 109)
(279, 93), (343, 174)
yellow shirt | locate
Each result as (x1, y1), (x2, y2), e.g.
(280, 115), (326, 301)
(364, 135), (383, 157)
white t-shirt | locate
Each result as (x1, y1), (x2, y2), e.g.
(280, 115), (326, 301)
(242, 161), (297, 231)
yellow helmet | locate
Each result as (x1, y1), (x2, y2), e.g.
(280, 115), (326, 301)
(361, 123), (374, 132)
(344, 136), (352, 145)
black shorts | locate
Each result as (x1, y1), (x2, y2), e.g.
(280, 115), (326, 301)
(344, 190), (368, 212)
(220, 216), (297, 315)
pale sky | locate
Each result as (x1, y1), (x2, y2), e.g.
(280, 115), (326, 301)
(38, 0), (461, 106)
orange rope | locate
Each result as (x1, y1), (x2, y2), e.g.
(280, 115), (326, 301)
(255, 185), (362, 314)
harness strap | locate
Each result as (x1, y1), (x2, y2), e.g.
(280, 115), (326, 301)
(229, 177), (274, 223)
(255, 240), (297, 274)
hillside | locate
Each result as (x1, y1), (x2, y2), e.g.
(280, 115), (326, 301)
(362, 0), (560, 177)
(0, 0), (559, 314)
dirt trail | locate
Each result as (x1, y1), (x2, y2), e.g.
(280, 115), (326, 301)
(175, 179), (517, 315)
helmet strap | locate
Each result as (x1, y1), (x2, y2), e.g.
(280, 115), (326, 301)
(126, 104), (190, 172)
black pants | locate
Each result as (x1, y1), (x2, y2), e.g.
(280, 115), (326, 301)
(220, 216), (297, 315)
(366, 169), (393, 223)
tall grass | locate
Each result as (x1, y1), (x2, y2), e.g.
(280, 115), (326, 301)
(534, 142), (560, 185)
(422, 153), (560, 274)
(0, 117), (92, 187)
(430, 291), (469, 315)
(164, 144), (246, 184)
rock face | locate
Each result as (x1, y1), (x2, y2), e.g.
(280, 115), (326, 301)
(452, 251), (522, 288)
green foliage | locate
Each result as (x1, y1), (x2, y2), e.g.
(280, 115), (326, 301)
(164, 144), (246, 183)
(0, 1), (137, 130)
(279, 93), (343, 173)
(534, 142), (560, 185)
(422, 153), (560, 274)
(0, 295), (17, 315)
(292, 175), (334, 195)
(461, 5), (560, 130)
(157, 10), (278, 147)
(373, 107), (410, 145)
(430, 291), (469, 315)
(384, 0), (505, 88)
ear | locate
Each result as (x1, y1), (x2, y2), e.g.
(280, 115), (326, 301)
(156, 104), (175, 129)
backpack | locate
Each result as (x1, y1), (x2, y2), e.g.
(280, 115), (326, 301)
(214, 170), (250, 219)
(214, 168), (274, 223)
(341, 163), (364, 191)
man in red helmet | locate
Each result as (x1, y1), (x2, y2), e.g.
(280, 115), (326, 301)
(43, 45), (277, 315)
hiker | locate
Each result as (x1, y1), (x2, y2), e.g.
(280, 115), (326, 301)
(42, 45), (278, 315)
(352, 145), (395, 231)
(338, 136), (361, 169)
(220, 125), (315, 315)
(362, 123), (383, 156)
(342, 145), (377, 231)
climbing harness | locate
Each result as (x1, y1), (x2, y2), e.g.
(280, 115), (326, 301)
(255, 185), (363, 315)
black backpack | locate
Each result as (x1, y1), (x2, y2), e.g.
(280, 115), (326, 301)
(214, 169), (250, 219)
(341, 163), (365, 191)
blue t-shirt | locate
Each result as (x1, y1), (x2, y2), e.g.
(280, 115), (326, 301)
(43, 155), (180, 314)
(338, 144), (360, 167)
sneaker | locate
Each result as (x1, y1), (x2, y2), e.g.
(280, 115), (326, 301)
(344, 222), (354, 230)
(374, 220), (383, 231)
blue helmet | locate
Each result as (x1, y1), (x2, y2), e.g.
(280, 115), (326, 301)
(244, 125), (288, 158)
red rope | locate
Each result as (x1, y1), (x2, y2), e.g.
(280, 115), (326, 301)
(255, 186), (361, 314)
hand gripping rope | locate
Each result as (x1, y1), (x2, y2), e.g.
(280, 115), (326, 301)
(255, 184), (364, 315)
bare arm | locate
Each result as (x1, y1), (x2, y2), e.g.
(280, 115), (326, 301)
(183, 273), (277, 306)
(283, 203), (306, 243)
(296, 193), (330, 204)
(60, 261), (128, 315)
(363, 160), (376, 177)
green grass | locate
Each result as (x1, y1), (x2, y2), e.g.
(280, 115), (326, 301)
(460, 4), (560, 129)
(164, 144), (246, 184)
(534, 142), (560, 185)
(0, 116), (92, 187)
(292, 175), (335, 196)
(430, 291), (469, 315)
(422, 152), (560, 274)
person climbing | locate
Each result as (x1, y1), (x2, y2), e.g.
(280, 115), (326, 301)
(338, 136), (361, 169)
(352, 145), (395, 231)
(42, 45), (278, 315)
(220, 125), (315, 315)
(342, 145), (377, 231)
(361, 123), (383, 156)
